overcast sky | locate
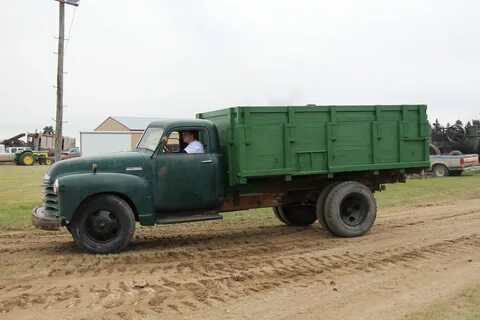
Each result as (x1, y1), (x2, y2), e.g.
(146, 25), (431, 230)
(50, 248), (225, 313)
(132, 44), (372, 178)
(1, 0), (479, 141)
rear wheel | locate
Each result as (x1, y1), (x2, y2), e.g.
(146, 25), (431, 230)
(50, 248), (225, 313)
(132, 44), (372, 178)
(316, 182), (342, 233)
(69, 194), (135, 254)
(277, 205), (317, 226)
(272, 206), (289, 224)
(324, 181), (377, 237)
(432, 164), (449, 177)
(19, 152), (35, 166)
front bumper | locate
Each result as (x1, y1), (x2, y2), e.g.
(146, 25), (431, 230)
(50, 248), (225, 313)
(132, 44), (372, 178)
(32, 206), (60, 231)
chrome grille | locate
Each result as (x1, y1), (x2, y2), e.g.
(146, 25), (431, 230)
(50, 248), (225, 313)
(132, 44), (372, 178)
(43, 182), (58, 216)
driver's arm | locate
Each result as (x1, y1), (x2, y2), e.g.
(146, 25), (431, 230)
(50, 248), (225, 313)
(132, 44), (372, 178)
(161, 136), (172, 153)
(162, 136), (186, 153)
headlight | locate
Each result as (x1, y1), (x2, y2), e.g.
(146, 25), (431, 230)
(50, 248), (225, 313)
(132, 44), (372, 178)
(53, 179), (59, 194)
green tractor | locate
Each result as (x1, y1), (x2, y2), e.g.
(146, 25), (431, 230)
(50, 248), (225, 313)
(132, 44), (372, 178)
(14, 150), (53, 166)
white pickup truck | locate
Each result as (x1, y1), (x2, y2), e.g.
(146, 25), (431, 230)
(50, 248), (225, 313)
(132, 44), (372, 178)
(0, 144), (30, 162)
(430, 154), (479, 177)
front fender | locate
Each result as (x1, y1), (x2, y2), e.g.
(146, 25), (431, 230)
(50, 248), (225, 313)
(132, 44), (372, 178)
(57, 173), (156, 226)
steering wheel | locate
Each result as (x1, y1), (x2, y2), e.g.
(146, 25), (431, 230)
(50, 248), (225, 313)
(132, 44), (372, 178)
(163, 144), (172, 153)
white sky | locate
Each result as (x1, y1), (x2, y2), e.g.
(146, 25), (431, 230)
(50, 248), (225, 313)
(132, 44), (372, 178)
(1, 0), (479, 141)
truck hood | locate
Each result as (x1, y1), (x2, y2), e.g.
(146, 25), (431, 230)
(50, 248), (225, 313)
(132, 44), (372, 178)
(46, 151), (149, 182)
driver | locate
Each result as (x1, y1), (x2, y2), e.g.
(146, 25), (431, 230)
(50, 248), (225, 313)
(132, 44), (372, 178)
(162, 130), (205, 154)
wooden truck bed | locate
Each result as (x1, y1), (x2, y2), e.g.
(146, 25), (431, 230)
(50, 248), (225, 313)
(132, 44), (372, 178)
(198, 105), (430, 185)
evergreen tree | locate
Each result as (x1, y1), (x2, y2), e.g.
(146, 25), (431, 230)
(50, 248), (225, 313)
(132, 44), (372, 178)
(432, 119), (442, 133)
(42, 126), (55, 135)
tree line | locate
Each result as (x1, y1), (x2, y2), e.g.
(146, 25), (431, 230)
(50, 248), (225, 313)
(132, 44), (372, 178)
(431, 118), (480, 133)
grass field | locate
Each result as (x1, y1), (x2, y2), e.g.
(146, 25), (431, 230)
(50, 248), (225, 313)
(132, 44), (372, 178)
(407, 284), (480, 320)
(1, 164), (479, 228)
(0, 165), (48, 227)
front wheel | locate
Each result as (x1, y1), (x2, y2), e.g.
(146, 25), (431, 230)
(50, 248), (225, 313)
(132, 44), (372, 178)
(69, 194), (135, 254)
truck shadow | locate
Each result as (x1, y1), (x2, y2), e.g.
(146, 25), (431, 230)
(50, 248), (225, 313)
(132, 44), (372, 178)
(129, 224), (328, 252)
(45, 223), (332, 255)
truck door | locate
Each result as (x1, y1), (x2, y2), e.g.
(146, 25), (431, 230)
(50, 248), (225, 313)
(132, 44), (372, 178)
(155, 128), (219, 211)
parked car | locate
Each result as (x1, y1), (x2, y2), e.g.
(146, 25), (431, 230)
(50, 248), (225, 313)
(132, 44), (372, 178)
(61, 147), (80, 160)
(33, 105), (430, 254)
(429, 153), (479, 176)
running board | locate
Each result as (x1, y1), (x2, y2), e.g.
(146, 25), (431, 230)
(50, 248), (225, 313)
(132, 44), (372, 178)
(156, 210), (223, 225)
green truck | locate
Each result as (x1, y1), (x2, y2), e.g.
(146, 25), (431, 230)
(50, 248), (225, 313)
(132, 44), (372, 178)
(33, 105), (430, 254)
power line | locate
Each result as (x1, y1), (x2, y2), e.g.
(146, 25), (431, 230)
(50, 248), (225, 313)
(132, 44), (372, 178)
(64, 6), (77, 54)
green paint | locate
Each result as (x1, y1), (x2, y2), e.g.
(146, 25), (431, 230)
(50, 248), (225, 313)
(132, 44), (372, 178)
(198, 105), (430, 185)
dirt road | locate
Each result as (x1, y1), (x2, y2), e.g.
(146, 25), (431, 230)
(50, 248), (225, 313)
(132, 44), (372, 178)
(1, 198), (480, 320)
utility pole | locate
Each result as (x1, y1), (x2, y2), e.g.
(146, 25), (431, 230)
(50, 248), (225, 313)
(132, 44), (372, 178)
(53, 0), (78, 162)
(54, 1), (65, 162)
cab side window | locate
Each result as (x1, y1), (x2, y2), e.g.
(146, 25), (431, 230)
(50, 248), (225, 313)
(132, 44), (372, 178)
(162, 128), (209, 154)
(165, 131), (180, 152)
(198, 130), (209, 153)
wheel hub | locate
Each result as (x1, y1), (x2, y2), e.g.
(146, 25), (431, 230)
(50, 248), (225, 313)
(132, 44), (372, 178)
(340, 194), (368, 227)
(436, 167), (445, 176)
(85, 210), (119, 243)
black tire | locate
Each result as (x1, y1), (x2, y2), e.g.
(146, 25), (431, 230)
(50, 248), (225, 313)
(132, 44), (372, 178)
(316, 182), (342, 233)
(19, 152), (35, 166)
(450, 170), (463, 176)
(272, 206), (290, 225)
(277, 205), (317, 226)
(324, 181), (377, 237)
(449, 150), (463, 156)
(432, 164), (449, 177)
(69, 194), (135, 254)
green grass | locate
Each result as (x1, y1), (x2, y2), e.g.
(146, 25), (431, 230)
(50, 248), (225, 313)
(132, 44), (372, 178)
(406, 283), (480, 320)
(0, 165), (48, 228)
(376, 171), (480, 208)
(0, 165), (479, 228)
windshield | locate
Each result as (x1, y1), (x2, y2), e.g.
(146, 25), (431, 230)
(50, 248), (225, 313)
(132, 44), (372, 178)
(137, 127), (164, 152)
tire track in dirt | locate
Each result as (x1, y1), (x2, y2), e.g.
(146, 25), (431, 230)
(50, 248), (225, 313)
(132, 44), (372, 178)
(2, 203), (478, 271)
(1, 199), (480, 319)
(1, 233), (479, 317)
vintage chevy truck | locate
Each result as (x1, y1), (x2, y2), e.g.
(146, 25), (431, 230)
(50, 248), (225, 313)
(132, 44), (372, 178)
(33, 105), (430, 253)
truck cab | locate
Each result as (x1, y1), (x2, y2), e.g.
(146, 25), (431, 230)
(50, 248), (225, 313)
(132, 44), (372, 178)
(139, 119), (225, 213)
(33, 119), (226, 253)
